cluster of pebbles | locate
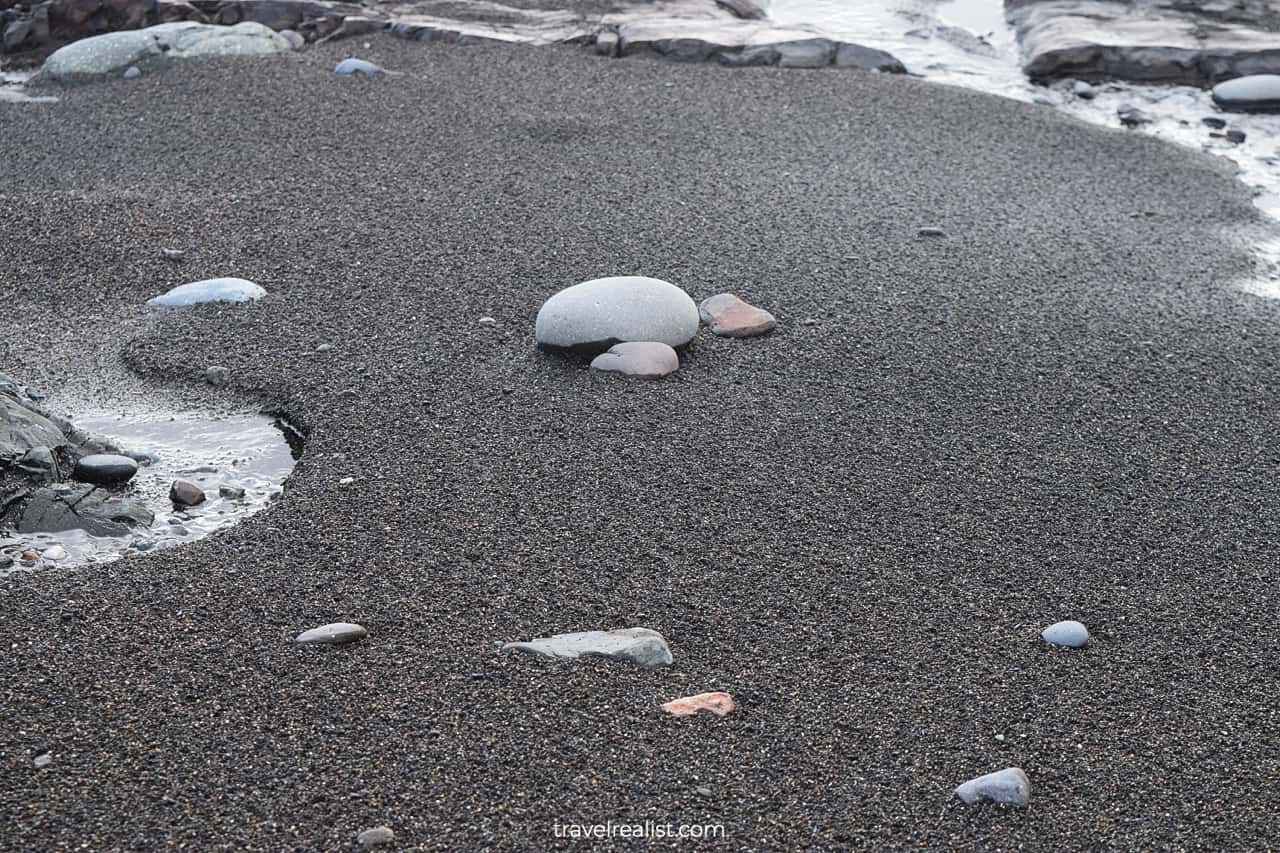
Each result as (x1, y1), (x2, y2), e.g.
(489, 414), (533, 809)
(294, 614), (1090, 813)
(533, 274), (778, 378)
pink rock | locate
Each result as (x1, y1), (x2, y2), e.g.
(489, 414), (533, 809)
(698, 293), (776, 338)
(661, 691), (735, 718)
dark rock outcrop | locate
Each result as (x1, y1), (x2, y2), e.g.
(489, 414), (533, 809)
(1007, 0), (1280, 87)
(15, 484), (154, 536)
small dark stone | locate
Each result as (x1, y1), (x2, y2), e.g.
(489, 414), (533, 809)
(1225, 129), (1247, 143)
(918, 227), (946, 238)
(1202, 116), (1227, 129)
(170, 480), (206, 507)
(218, 484), (246, 499)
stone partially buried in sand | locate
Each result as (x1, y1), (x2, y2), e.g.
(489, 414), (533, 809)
(699, 293), (776, 338)
(590, 341), (679, 379)
(1042, 619), (1089, 648)
(296, 622), (368, 645)
(335, 58), (384, 75)
(661, 692), (735, 717)
(954, 767), (1031, 806)
(39, 22), (292, 82)
(502, 627), (673, 668)
(147, 277), (266, 306)
(535, 276), (699, 354)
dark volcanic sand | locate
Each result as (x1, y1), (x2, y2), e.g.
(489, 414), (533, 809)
(3, 36), (1280, 850)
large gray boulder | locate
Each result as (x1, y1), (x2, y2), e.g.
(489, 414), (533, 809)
(39, 21), (291, 81)
(535, 276), (699, 355)
(1, 394), (65, 465)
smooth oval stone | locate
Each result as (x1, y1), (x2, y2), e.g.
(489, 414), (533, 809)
(335, 58), (383, 75)
(502, 627), (672, 668)
(1212, 74), (1280, 113)
(122, 66), (140, 79)
(955, 767), (1031, 806)
(296, 622), (368, 645)
(589, 341), (679, 379)
(73, 453), (139, 486)
(1042, 619), (1089, 648)
(147, 277), (265, 306)
(535, 276), (699, 354)
(169, 479), (206, 507)
(699, 293), (777, 338)
(1072, 80), (1095, 99)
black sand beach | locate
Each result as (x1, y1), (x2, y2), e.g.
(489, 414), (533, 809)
(3, 36), (1280, 849)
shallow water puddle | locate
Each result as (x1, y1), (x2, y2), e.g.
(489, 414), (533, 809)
(0, 409), (297, 573)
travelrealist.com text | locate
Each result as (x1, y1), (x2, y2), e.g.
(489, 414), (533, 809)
(553, 821), (726, 841)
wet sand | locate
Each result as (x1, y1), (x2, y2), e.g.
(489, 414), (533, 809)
(2, 36), (1280, 849)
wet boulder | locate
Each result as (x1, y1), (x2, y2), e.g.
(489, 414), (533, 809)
(1, 393), (66, 466)
(15, 484), (154, 536)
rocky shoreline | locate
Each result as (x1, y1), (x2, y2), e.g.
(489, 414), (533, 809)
(6, 0), (1280, 88)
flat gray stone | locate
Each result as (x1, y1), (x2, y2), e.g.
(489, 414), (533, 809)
(955, 767), (1031, 806)
(535, 276), (699, 354)
(1212, 74), (1280, 113)
(147, 277), (266, 306)
(335, 57), (383, 74)
(1042, 619), (1089, 647)
(502, 627), (673, 668)
(589, 341), (679, 379)
(699, 293), (776, 338)
(73, 453), (139, 486)
(39, 22), (292, 82)
(296, 622), (368, 645)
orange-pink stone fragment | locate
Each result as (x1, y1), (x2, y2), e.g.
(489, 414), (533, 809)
(661, 691), (735, 718)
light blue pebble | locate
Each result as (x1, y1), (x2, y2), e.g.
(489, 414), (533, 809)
(1042, 620), (1089, 648)
(335, 58), (383, 75)
(147, 277), (266, 307)
(123, 66), (140, 79)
